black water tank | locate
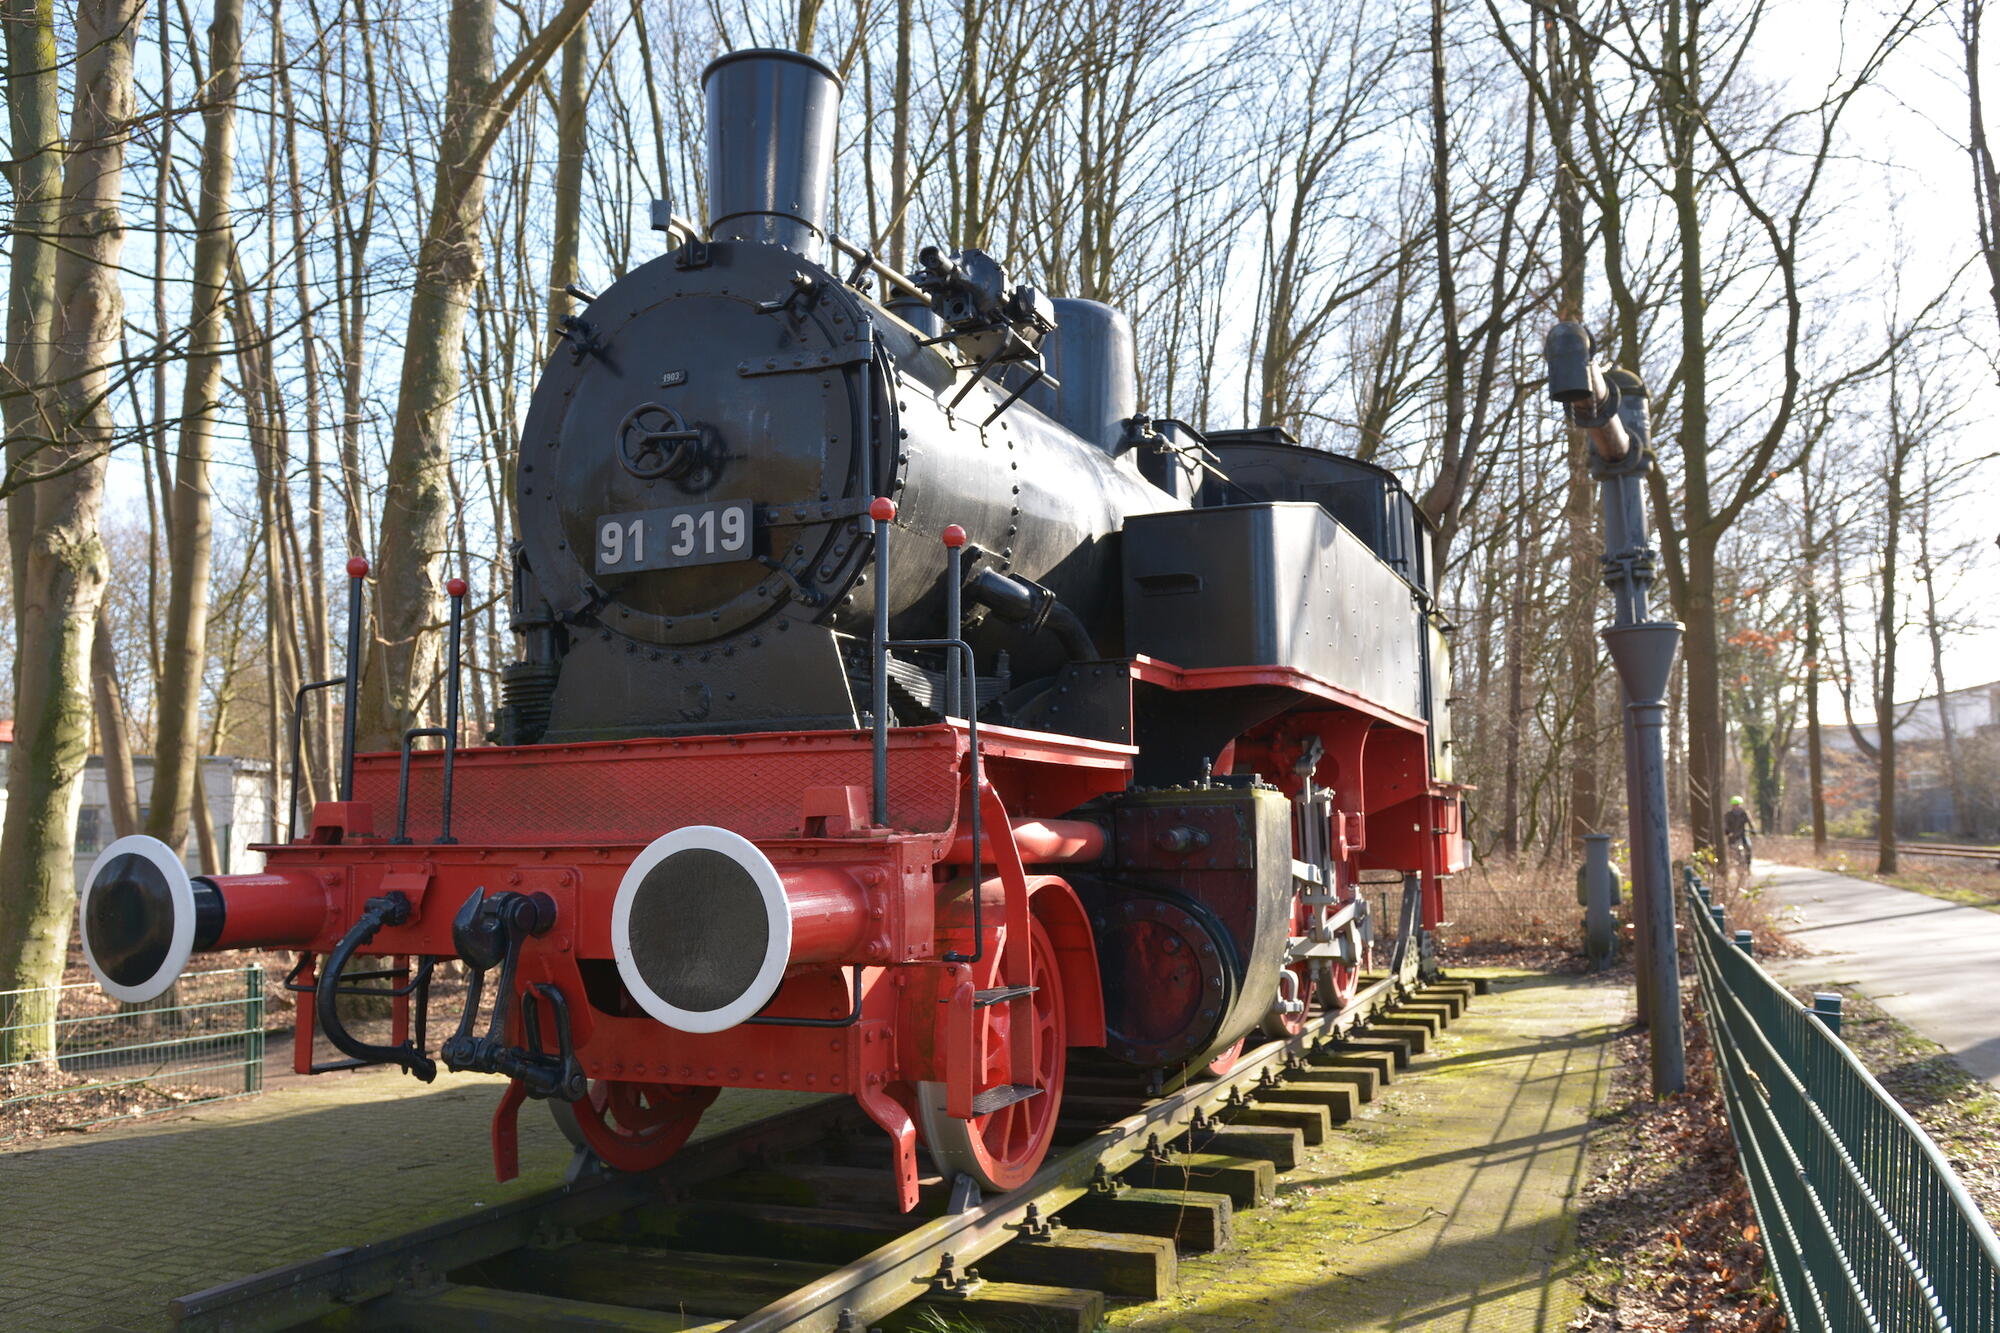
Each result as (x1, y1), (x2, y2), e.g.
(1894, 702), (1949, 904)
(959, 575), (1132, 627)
(1201, 430), (1434, 594)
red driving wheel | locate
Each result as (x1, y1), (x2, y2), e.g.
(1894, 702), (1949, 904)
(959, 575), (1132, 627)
(553, 1080), (718, 1172)
(916, 915), (1067, 1193)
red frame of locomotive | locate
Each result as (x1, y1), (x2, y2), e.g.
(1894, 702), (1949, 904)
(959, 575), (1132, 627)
(203, 646), (1461, 1210)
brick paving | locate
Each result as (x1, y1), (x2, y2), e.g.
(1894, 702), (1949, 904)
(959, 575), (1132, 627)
(0, 1066), (821, 1332)
(3, 971), (1625, 1332)
(1110, 968), (1628, 1332)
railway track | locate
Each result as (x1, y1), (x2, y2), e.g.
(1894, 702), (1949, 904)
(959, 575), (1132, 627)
(160, 967), (1485, 1333)
(1825, 837), (2000, 867)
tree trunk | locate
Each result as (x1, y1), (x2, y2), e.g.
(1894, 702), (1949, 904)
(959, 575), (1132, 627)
(1877, 382), (1909, 875)
(191, 759), (221, 872)
(1804, 512), (1828, 854)
(332, 0), (381, 568)
(890, 0), (913, 271)
(1503, 520), (1527, 856)
(0, 0), (144, 1062)
(1742, 717), (1778, 833)
(1663, 0), (1722, 856)
(1964, 1), (2000, 339)
(547, 23), (588, 346)
(1415, 0), (1469, 549)
(149, 0), (241, 857)
(1917, 482), (1966, 835)
(2, 0), (62, 573)
(796, 0), (823, 53)
(272, 0), (332, 788)
(1668, 659), (1685, 826)
(226, 250), (316, 818)
(357, 0), (594, 753)
(1548, 7), (1599, 852)
(144, 0), (172, 690)
(1683, 534), (1725, 852)
(91, 602), (140, 837)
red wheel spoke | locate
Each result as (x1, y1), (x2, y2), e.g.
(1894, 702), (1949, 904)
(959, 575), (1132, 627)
(565, 1079), (715, 1172)
(918, 915), (1067, 1193)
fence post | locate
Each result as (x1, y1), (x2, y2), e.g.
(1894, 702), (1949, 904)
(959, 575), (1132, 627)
(1811, 992), (1843, 1037)
(246, 965), (265, 1094)
(0, 983), (60, 1066)
(1710, 904), (1726, 932)
(1733, 929), (1755, 957)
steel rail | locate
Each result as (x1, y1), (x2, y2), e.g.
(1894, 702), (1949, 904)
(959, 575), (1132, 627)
(723, 971), (1408, 1333)
(1825, 838), (2000, 865)
(169, 1099), (866, 1331)
(165, 963), (1431, 1333)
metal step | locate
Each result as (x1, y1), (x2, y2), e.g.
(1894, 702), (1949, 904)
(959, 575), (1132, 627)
(969, 1082), (1043, 1115)
(973, 985), (1037, 1008)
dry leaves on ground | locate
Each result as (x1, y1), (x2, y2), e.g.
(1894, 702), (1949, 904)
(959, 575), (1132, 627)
(0, 1063), (214, 1142)
(1570, 982), (1786, 1332)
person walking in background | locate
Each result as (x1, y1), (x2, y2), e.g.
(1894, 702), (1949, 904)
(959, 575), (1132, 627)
(1725, 796), (1756, 871)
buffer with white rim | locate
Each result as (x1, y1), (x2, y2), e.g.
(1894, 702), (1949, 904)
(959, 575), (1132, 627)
(611, 825), (872, 1033)
(78, 834), (215, 1003)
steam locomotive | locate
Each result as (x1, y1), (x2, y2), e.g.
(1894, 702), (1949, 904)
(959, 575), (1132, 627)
(77, 48), (1465, 1209)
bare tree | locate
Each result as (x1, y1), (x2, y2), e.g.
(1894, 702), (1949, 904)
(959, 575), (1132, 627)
(1, 0), (62, 587)
(0, 0), (147, 1059)
(90, 602), (141, 836)
(1799, 457), (1832, 853)
(1961, 0), (2000, 350)
(1911, 447), (1985, 835)
(358, 0), (596, 752)
(150, 0), (244, 858)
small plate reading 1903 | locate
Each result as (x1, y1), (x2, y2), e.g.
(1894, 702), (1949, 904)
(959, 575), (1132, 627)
(595, 499), (755, 573)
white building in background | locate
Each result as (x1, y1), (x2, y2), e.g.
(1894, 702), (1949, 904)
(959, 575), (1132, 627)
(0, 720), (276, 891)
(1820, 680), (2000, 755)
(1813, 680), (2000, 836)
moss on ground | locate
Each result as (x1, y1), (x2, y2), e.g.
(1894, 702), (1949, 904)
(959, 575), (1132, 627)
(1107, 969), (1624, 1332)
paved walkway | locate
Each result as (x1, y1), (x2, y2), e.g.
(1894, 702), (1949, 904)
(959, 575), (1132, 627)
(1110, 969), (1629, 1333)
(5, 973), (1627, 1333)
(1756, 862), (2000, 1086)
(0, 1066), (822, 1332)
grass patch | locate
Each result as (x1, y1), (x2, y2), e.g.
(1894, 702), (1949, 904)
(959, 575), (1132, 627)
(1762, 836), (2000, 913)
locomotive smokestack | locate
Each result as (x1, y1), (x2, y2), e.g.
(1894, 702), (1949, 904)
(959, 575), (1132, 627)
(701, 48), (842, 262)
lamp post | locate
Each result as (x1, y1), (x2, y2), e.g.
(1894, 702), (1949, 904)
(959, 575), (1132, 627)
(1544, 323), (1686, 1097)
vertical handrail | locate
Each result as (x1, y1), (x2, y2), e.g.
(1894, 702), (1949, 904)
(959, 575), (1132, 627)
(286, 677), (346, 841)
(865, 507), (989, 963)
(338, 557), (369, 802)
(438, 577), (467, 844)
(942, 525), (966, 718)
(391, 728), (449, 843)
(389, 576), (469, 845)
(869, 497), (895, 827)
(857, 322), (878, 504)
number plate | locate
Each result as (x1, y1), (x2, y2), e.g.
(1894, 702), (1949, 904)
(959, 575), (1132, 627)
(594, 500), (756, 573)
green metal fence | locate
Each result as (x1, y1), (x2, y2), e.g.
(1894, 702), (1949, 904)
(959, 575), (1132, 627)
(1, 965), (266, 1140)
(1684, 870), (2000, 1332)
